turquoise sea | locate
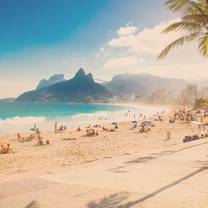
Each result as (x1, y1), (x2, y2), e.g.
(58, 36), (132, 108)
(0, 102), (126, 133)
(0, 102), (124, 120)
(0, 102), (167, 133)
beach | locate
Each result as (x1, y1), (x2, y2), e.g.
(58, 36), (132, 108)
(1, 107), (208, 207)
(0, 109), (201, 176)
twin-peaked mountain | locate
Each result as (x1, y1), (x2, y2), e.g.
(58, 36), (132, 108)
(16, 69), (112, 103)
(16, 69), (188, 103)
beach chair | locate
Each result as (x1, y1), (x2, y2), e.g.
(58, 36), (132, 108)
(191, 135), (200, 141)
(183, 136), (192, 143)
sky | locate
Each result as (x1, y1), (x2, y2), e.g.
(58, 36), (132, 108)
(0, 0), (207, 98)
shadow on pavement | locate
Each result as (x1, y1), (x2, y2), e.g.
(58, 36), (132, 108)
(88, 166), (208, 208)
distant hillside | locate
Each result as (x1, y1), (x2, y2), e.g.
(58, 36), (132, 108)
(16, 69), (112, 103)
(37, 74), (66, 89)
(104, 73), (187, 97)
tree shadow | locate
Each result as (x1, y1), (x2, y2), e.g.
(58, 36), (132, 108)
(88, 166), (208, 208)
(117, 141), (208, 168)
(24, 201), (40, 208)
(87, 192), (129, 208)
(124, 156), (155, 164)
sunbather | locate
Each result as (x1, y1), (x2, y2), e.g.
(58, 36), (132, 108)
(0, 145), (6, 154)
(17, 133), (35, 142)
(6, 144), (14, 153)
(102, 126), (108, 131)
(46, 140), (50, 145)
(0, 144), (14, 154)
(36, 135), (44, 146)
(130, 124), (138, 130)
(139, 125), (151, 133)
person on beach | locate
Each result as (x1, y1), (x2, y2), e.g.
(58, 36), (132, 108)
(6, 144), (14, 153)
(36, 128), (41, 135)
(55, 121), (58, 133)
(46, 140), (50, 145)
(17, 133), (35, 142)
(102, 126), (108, 131)
(37, 135), (44, 146)
(0, 144), (14, 154)
(0, 145), (6, 154)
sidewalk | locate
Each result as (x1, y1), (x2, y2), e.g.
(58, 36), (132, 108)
(1, 140), (208, 208)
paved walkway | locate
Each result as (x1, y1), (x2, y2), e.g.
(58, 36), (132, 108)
(1, 140), (208, 208)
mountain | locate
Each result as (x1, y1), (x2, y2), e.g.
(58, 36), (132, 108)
(104, 73), (187, 97)
(16, 69), (112, 103)
(36, 74), (66, 89)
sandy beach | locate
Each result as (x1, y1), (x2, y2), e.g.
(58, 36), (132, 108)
(0, 111), (208, 207)
(0, 113), (187, 176)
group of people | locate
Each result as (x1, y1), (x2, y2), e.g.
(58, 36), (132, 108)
(169, 107), (200, 123)
(36, 135), (50, 146)
(0, 144), (14, 154)
(17, 124), (51, 146)
(169, 107), (208, 142)
(85, 128), (99, 137)
(55, 121), (67, 133)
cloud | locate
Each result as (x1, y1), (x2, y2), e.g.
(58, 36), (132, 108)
(117, 25), (138, 36)
(104, 56), (140, 69)
(108, 35), (136, 48)
(96, 47), (107, 58)
(108, 19), (181, 56)
(103, 19), (208, 79)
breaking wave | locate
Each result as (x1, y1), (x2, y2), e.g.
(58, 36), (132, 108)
(0, 116), (46, 126)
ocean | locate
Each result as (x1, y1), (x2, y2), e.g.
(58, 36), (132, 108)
(0, 102), (167, 133)
(0, 102), (126, 133)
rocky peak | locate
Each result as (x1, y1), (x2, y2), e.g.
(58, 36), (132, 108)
(86, 73), (94, 82)
(74, 68), (86, 79)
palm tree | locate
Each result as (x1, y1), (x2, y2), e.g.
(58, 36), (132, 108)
(158, 0), (208, 59)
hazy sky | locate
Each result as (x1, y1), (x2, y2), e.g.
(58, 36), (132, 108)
(0, 0), (207, 98)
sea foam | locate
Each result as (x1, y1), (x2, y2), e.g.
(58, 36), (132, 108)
(0, 116), (46, 126)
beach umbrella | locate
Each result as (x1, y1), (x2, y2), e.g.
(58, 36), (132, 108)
(30, 128), (36, 131)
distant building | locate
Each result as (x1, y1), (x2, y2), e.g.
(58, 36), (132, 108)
(180, 84), (198, 104)
(151, 89), (170, 104)
(198, 87), (208, 99)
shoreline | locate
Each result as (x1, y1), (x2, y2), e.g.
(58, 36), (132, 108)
(0, 108), (201, 177)
(0, 103), (169, 135)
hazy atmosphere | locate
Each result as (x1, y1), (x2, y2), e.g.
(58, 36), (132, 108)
(1, 1), (208, 208)
(0, 0), (207, 98)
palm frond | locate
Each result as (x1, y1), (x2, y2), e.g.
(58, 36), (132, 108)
(198, 34), (208, 57)
(158, 32), (201, 59)
(165, 0), (206, 14)
(182, 14), (208, 27)
(198, 0), (208, 7)
(162, 21), (202, 33)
